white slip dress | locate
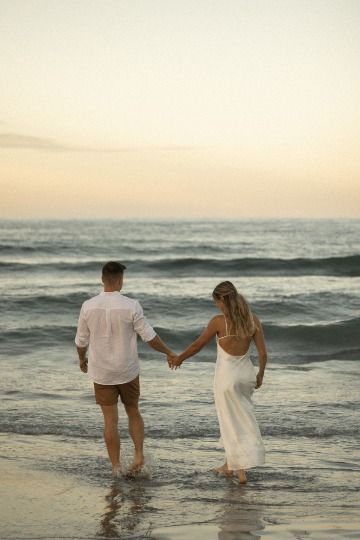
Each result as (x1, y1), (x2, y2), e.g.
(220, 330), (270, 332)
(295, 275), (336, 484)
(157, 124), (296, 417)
(214, 318), (266, 470)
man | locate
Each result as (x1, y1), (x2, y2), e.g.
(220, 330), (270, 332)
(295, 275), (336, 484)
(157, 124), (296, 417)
(75, 261), (174, 476)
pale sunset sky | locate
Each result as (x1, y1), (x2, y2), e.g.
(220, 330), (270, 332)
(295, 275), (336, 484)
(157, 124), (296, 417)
(1, 0), (359, 219)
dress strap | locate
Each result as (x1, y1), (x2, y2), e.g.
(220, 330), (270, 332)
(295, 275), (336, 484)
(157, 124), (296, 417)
(217, 315), (240, 340)
(224, 315), (229, 336)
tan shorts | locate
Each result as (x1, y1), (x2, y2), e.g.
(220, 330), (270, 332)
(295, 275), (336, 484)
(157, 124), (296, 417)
(94, 375), (140, 407)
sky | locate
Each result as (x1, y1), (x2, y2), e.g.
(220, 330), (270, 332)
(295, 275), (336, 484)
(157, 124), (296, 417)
(1, 0), (359, 219)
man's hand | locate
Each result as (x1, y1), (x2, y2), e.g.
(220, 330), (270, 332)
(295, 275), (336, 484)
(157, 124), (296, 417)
(255, 370), (264, 389)
(169, 356), (184, 370)
(79, 359), (88, 373)
(167, 352), (177, 369)
(77, 346), (88, 373)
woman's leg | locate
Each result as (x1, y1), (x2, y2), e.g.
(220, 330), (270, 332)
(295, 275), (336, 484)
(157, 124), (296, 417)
(213, 462), (233, 476)
(235, 469), (247, 483)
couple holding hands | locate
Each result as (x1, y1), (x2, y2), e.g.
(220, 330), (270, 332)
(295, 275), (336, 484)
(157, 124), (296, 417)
(76, 262), (266, 483)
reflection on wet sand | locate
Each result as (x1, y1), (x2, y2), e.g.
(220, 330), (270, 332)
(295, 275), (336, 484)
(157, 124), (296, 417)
(217, 505), (264, 540)
(217, 484), (265, 540)
(150, 482), (266, 540)
(97, 478), (153, 538)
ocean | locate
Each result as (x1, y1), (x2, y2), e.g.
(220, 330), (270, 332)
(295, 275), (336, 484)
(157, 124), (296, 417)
(1, 219), (359, 539)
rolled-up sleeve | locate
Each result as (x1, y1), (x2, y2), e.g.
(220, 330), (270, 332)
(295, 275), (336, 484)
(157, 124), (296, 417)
(75, 305), (90, 347)
(133, 301), (156, 342)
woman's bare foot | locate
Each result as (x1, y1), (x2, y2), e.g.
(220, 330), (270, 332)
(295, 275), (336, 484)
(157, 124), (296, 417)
(236, 469), (247, 484)
(212, 463), (233, 477)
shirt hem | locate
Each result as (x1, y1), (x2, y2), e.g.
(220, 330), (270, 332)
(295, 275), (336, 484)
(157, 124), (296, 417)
(87, 370), (140, 386)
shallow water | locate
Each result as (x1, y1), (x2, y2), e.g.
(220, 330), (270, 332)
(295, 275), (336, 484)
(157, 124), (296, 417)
(1, 358), (359, 538)
(1, 219), (359, 538)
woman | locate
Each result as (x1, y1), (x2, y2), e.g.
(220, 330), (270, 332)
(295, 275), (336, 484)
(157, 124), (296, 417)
(171, 281), (267, 484)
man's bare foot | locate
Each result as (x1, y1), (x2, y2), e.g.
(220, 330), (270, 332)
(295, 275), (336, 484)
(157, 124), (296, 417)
(212, 463), (233, 477)
(236, 469), (247, 484)
(112, 464), (120, 478)
(128, 455), (144, 475)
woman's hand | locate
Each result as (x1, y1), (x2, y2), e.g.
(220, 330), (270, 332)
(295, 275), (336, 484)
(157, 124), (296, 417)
(169, 356), (184, 370)
(169, 319), (218, 370)
(255, 370), (264, 389)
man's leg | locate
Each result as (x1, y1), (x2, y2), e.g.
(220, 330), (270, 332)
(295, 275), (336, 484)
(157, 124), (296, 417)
(124, 403), (144, 472)
(100, 404), (120, 476)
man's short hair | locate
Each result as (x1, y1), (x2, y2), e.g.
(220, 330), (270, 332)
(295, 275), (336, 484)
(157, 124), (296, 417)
(102, 261), (126, 281)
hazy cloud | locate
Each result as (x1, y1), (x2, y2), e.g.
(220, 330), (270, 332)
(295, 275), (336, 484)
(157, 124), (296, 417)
(0, 133), (194, 153)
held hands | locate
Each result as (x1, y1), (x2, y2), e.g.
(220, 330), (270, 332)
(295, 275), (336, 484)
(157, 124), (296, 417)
(167, 352), (176, 368)
(166, 352), (184, 370)
(170, 355), (184, 370)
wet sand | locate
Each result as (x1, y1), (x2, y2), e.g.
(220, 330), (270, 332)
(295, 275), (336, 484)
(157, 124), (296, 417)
(0, 460), (106, 539)
(1, 452), (359, 540)
(153, 518), (359, 540)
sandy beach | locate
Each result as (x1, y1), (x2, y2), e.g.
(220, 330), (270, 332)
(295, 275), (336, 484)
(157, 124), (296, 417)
(1, 459), (358, 540)
(1, 433), (359, 540)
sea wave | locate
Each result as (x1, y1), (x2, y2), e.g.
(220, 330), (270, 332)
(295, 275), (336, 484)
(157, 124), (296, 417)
(139, 255), (360, 276)
(0, 419), (357, 440)
(0, 242), (232, 256)
(153, 318), (360, 350)
(1, 318), (359, 360)
(264, 317), (360, 346)
(3, 291), (358, 327)
(0, 254), (359, 276)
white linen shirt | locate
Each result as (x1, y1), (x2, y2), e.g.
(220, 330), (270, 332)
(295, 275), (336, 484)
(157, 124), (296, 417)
(75, 292), (156, 385)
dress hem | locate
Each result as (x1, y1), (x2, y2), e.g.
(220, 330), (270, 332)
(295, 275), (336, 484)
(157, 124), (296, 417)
(227, 456), (265, 471)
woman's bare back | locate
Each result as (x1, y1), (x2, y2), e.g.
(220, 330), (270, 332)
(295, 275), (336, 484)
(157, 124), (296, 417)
(215, 315), (252, 356)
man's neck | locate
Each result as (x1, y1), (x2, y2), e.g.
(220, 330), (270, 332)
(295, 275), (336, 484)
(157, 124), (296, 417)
(103, 287), (121, 293)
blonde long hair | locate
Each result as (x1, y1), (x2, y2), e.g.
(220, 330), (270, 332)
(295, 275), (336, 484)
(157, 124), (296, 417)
(212, 281), (255, 338)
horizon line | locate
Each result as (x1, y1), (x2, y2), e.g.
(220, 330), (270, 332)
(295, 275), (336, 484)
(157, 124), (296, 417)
(1, 216), (359, 222)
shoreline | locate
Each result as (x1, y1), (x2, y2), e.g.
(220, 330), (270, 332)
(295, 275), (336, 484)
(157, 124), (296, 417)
(1, 448), (359, 540)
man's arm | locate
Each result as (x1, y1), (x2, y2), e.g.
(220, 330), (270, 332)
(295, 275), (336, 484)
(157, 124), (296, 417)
(77, 346), (88, 373)
(147, 335), (173, 355)
(75, 305), (90, 373)
(133, 301), (175, 365)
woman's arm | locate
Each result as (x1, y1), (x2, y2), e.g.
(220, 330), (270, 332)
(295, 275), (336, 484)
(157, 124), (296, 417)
(252, 314), (267, 388)
(170, 317), (218, 369)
